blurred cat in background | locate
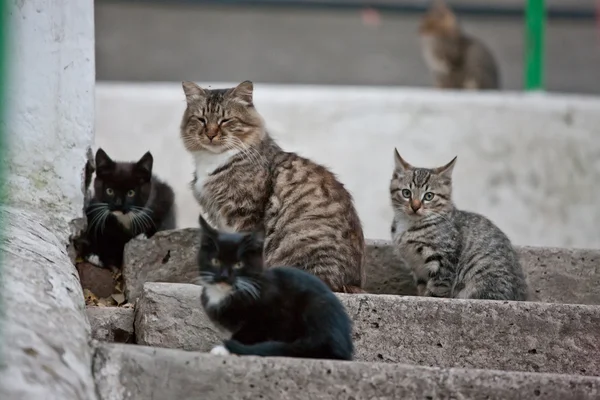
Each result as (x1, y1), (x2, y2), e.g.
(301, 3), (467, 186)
(419, 0), (500, 90)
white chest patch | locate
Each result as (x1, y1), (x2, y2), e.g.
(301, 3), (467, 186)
(392, 214), (410, 240)
(420, 36), (450, 74)
(203, 283), (234, 308)
(112, 211), (132, 230)
(192, 149), (240, 225)
(192, 149), (240, 194)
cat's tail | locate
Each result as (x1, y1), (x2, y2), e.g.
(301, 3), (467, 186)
(222, 336), (353, 361)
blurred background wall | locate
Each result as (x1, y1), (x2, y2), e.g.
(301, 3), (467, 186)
(96, 0), (600, 93)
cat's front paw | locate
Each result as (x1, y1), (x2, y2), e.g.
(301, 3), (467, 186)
(134, 233), (148, 240)
(209, 345), (231, 356)
(85, 254), (104, 268)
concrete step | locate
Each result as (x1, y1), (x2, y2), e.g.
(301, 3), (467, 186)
(93, 342), (600, 400)
(87, 307), (134, 344)
(123, 228), (600, 305)
(133, 282), (600, 377)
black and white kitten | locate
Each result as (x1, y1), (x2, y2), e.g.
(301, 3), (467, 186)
(76, 148), (176, 269)
(197, 216), (354, 361)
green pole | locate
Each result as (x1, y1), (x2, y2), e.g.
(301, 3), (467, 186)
(525, 0), (546, 90)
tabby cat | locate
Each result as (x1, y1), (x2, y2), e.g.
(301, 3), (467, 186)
(76, 148), (176, 268)
(180, 80), (365, 293)
(419, 0), (500, 90)
(197, 216), (354, 360)
(390, 149), (528, 300)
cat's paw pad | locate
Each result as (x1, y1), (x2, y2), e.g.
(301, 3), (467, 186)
(209, 345), (230, 356)
(85, 254), (104, 268)
(134, 233), (148, 240)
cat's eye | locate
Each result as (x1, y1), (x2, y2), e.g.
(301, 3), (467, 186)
(401, 189), (412, 199)
(211, 258), (221, 267)
(127, 190), (136, 197)
(196, 117), (207, 125)
(233, 262), (244, 269)
(219, 118), (232, 125)
(106, 188), (114, 196)
(423, 192), (435, 201)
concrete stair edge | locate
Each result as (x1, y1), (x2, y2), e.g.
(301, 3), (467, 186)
(131, 282), (600, 377)
(92, 342), (600, 400)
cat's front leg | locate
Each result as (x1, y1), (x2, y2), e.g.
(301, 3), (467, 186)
(423, 264), (453, 298)
(415, 277), (428, 296)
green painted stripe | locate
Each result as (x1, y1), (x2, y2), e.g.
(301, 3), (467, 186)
(525, 0), (546, 90)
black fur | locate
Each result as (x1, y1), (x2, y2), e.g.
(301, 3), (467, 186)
(76, 148), (176, 268)
(197, 216), (354, 360)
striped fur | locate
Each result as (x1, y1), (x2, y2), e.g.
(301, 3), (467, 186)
(180, 81), (365, 292)
(389, 149), (528, 300)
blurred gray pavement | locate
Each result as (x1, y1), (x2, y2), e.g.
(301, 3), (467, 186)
(95, 2), (600, 93)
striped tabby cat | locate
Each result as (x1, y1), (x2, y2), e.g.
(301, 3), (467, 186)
(180, 80), (365, 293)
(419, 0), (500, 90)
(389, 149), (528, 300)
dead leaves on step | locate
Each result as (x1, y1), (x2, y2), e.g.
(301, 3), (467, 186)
(79, 263), (133, 308)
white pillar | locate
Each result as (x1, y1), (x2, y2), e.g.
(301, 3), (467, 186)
(0, 1), (97, 399)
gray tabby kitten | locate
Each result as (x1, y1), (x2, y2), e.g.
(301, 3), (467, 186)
(390, 149), (528, 300)
(419, 0), (500, 90)
(180, 80), (365, 293)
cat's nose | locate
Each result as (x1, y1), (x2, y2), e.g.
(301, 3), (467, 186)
(205, 127), (219, 140)
(410, 199), (422, 212)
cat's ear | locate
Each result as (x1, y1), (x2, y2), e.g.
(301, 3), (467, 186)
(95, 148), (115, 175)
(394, 148), (412, 172)
(431, 0), (450, 13)
(182, 81), (207, 102)
(227, 81), (254, 106)
(249, 229), (265, 250)
(198, 215), (218, 238)
(434, 156), (457, 178)
(135, 151), (153, 181)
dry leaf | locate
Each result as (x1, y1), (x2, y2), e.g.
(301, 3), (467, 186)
(111, 293), (126, 306)
(83, 289), (99, 306)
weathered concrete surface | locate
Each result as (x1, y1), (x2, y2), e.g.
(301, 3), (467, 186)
(0, 208), (97, 400)
(135, 282), (225, 351)
(87, 307), (135, 344)
(93, 343), (600, 400)
(366, 240), (600, 305)
(0, 1), (97, 399)
(135, 282), (600, 376)
(96, 83), (600, 249)
(123, 228), (199, 301)
(124, 230), (600, 305)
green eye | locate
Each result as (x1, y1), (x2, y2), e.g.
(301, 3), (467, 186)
(127, 190), (135, 197)
(401, 189), (412, 199)
(211, 258), (221, 267)
(233, 262), (244, 269)
(106, 188), (114, 195)
(423, 192), (435, 201)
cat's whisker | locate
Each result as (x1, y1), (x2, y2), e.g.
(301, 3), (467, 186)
(100, 209), (110, 236)
(225, 137), (266, 168)
(88, 209), (107, 238)
(234, 139), (268, 167)
(131, 205), (154, 214)
(137, 211), (156, 231)
(236, 277), (261, 301)
(130, 211), (141, 235)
